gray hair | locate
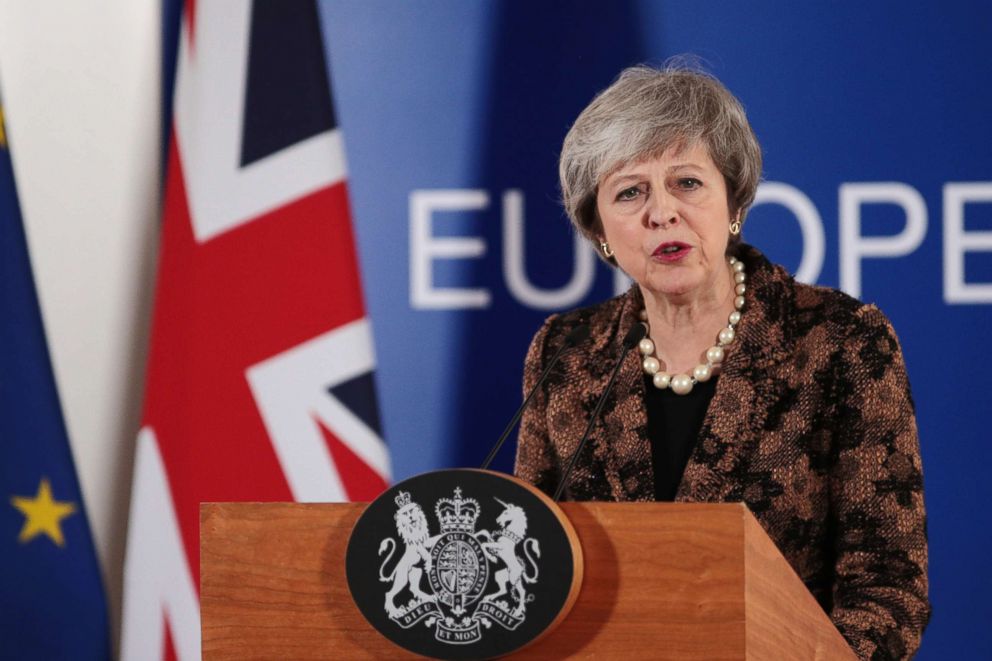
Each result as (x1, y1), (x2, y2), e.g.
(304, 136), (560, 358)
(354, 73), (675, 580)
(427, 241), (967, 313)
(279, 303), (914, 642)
(559, 63), (762, 243)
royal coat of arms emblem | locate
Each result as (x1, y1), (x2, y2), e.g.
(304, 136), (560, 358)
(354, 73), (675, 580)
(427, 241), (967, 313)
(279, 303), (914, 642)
(379, 487), (541, 644)
(346, 469), (580, 660)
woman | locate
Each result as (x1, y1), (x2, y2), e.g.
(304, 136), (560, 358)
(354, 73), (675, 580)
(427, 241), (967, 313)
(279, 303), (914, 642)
(514, 65), (929, 660)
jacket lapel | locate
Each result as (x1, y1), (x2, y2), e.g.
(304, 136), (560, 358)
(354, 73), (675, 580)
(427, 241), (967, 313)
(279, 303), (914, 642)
(590, 289), (655, 501)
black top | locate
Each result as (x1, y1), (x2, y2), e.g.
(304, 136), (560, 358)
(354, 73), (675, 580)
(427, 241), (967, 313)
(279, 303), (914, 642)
(643, 374), (718, 501)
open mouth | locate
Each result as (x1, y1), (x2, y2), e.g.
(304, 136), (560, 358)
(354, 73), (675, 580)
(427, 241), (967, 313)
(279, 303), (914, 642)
(653, 242), (691, 260)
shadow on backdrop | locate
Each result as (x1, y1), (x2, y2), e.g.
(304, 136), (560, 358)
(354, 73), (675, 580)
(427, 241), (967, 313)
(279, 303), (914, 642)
(450, 1), (649, 473)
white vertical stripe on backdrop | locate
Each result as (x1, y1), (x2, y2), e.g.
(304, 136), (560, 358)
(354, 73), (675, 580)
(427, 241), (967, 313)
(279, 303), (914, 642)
(0, 0), (162, 653)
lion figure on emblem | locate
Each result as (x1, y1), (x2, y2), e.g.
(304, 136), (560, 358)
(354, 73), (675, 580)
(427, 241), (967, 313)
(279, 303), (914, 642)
(378, 494), (437, 617)
(479, 499), (540, 616)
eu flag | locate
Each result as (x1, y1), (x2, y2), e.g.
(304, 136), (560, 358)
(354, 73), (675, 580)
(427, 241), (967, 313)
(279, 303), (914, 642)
(0, 92), (111, 658)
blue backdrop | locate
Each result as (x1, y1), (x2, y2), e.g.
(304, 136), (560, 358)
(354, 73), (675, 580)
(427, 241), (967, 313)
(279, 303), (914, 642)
(314, 1), (991, 656)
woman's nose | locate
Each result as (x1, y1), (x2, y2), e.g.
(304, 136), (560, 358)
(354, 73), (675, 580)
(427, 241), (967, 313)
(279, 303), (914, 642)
(645, 190), (677, 229)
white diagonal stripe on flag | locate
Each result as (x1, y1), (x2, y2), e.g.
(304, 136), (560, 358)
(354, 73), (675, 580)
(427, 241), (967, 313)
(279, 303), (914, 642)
(175, 1), (347, 244)
(121, 428), (200, 661)
(247, 318), (390, 502)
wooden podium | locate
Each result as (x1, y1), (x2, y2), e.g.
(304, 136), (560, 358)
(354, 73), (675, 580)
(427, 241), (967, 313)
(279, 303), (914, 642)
(200, 502), (856, 660)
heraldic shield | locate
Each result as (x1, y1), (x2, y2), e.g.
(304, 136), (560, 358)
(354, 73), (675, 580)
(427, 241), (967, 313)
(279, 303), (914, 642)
(346, 469), (582, 660)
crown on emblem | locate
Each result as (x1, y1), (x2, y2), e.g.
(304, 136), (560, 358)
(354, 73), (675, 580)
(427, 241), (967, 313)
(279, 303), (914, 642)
(394, 491), (412, 508)
(435, 487), (480, 533)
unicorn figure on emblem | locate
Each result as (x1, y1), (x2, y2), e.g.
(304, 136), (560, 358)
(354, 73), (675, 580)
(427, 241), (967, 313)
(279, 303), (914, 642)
(478, 498), (541, 617)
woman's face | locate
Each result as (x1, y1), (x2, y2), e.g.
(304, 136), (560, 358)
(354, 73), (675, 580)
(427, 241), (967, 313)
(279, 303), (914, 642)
(596, 143), (735, 303)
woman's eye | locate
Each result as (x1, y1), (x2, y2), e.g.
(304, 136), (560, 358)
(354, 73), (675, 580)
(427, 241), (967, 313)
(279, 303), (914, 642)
(677, 177), (702, 190)
(616, 186), (641, 201)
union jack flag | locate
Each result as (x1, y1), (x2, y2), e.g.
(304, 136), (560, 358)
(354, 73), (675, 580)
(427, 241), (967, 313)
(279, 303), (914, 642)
(121, 2), (390, 658)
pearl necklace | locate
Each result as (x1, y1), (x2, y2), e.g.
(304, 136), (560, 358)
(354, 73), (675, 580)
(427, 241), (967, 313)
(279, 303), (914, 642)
(638, 257), (746, 396)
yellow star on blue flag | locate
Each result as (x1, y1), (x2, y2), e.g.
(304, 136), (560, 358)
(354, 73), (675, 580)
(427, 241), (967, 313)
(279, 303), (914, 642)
(11, 478), (77, 547)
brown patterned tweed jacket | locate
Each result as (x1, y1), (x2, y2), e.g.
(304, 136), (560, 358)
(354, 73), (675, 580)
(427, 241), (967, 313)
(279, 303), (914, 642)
(514, 244), (929, 660)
